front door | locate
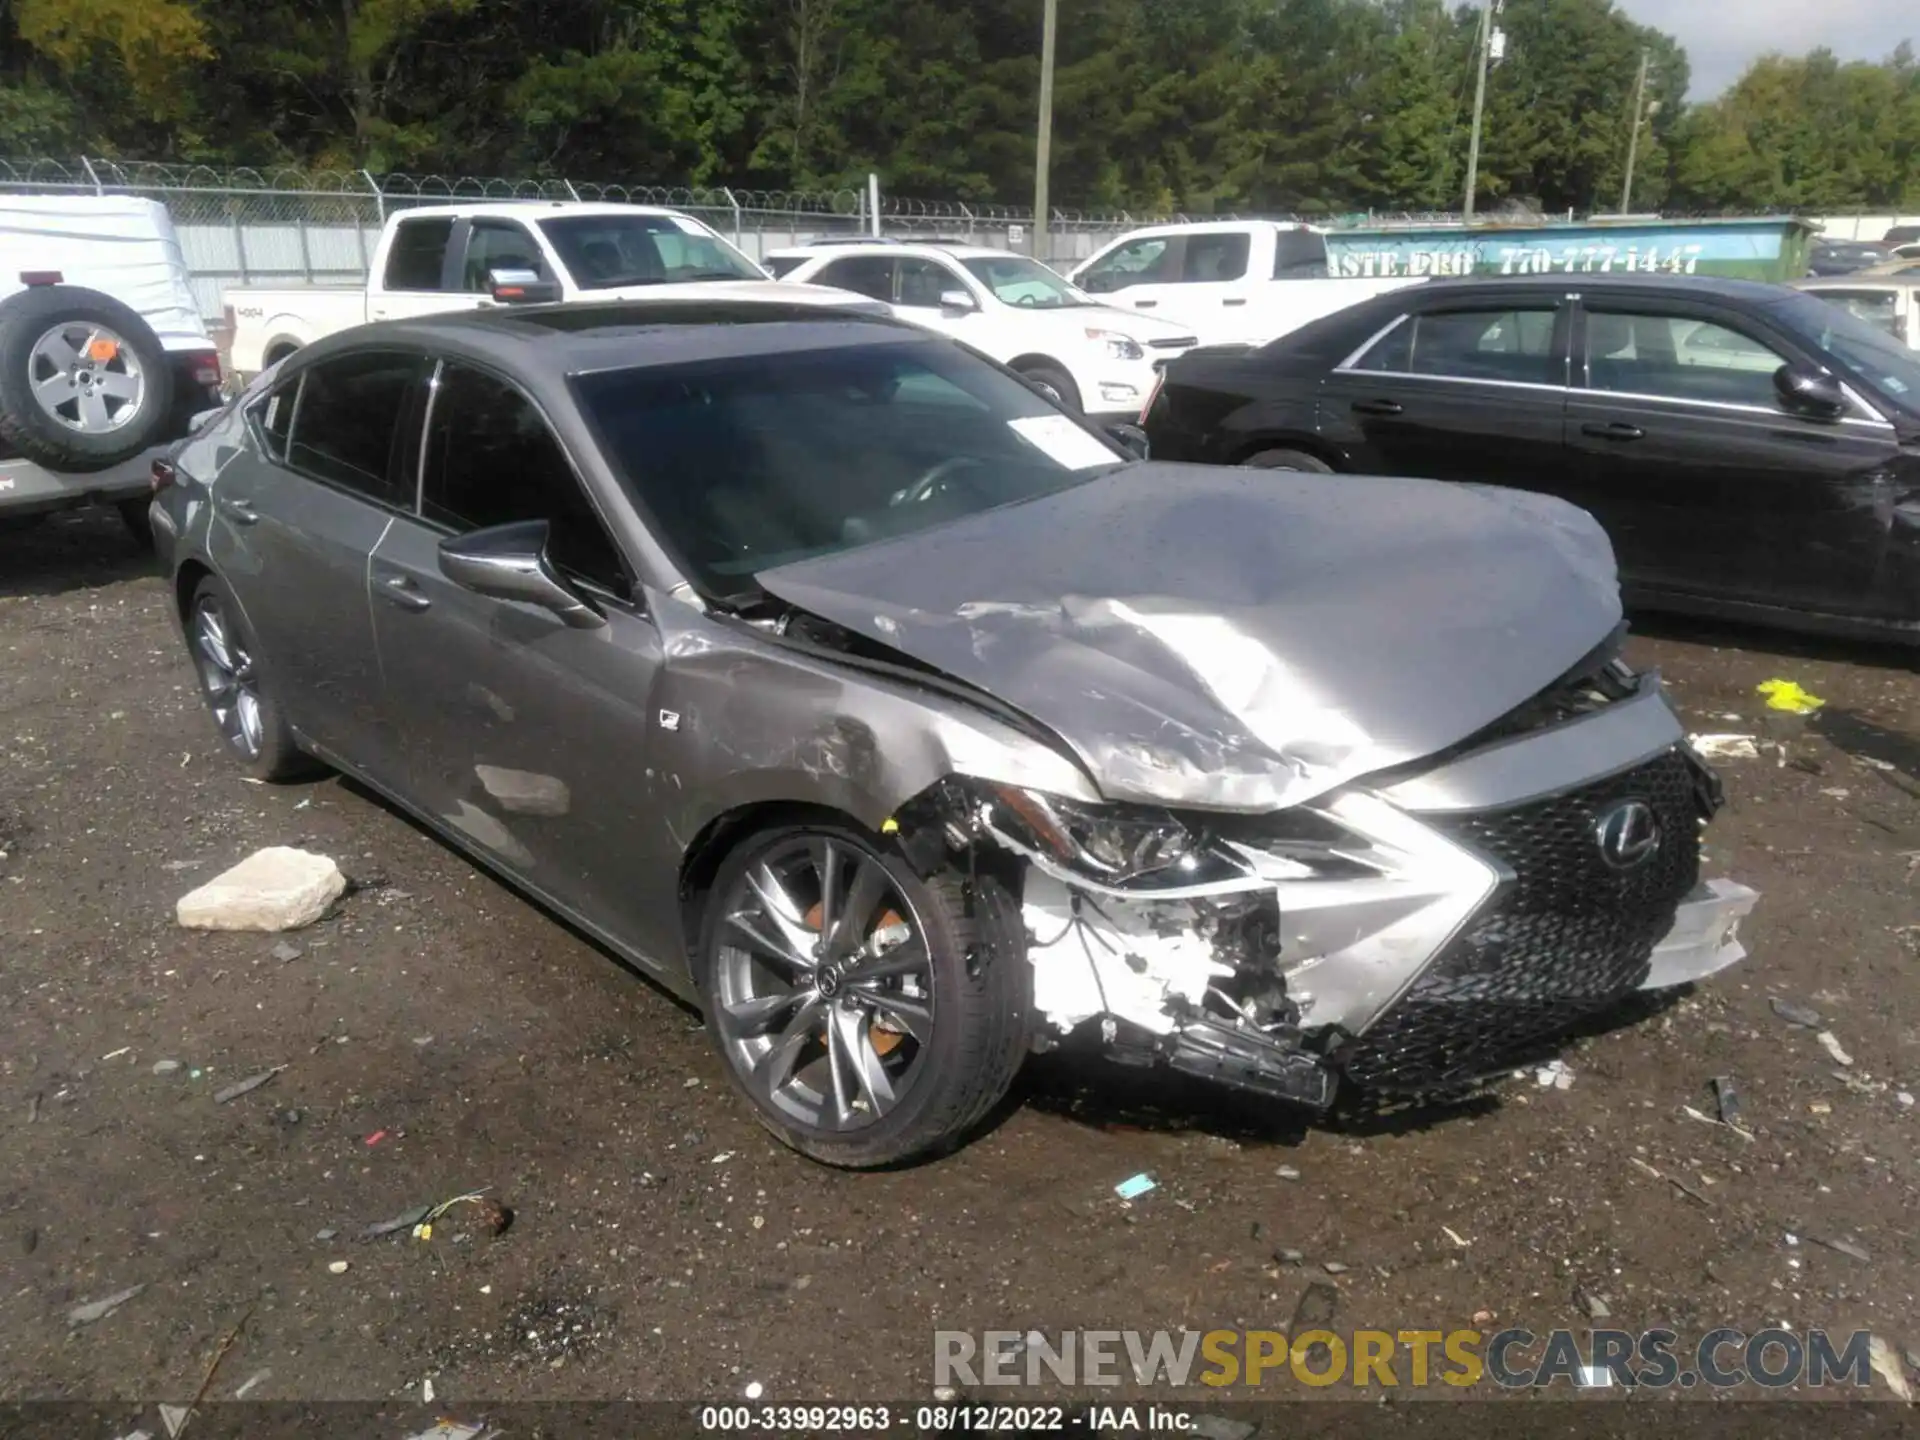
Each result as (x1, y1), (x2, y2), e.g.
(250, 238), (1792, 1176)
(210, 350), (428, 785)
(1319, 301), (1572, 491)
(1568, 301), (1906, 620)
(364, 359), (675, 963)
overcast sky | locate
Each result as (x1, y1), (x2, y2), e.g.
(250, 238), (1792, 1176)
(1612, 0), (1914, 98)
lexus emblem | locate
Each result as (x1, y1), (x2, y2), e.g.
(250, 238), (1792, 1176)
(1596, 800), (1661, 870)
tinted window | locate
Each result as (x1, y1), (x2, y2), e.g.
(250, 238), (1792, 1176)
(1585, 311), (1786, 408)
(422, 364), (625, 593)
(383, 218), (453, 292)
(573, 338), (1126, 602)
(250, 382), (296, 461)
(814, 256), (895, 302)
(897, 257), (960, 308)
(1770, 291), (1920, 406)
(285, 352), (423, 503)
(538, 214), (762, 288)
(765, 255), (808, 279)
(1079, 237), (1171, 293)
(1806, 288), (1901, 338)
(462, 221), (544, 291)
(1181, 233), (1250, 283)
(1355, 308), (1558, 384)
(1273, 230), (1329, 279)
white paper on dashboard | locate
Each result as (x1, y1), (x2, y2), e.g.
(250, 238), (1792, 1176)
(1007, 414), (1120, 470)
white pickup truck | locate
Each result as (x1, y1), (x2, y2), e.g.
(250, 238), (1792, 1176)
(1067, 220), (1423, 347)
(225, 201), (872, 378)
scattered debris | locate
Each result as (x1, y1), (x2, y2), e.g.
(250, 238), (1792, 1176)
(402, 1422), (499, 1440)
(1868, 1336), (1912, 1402)
(1809, 1100), (1832, 1115)
(682, 1077), (701, 1088)
(1580, 1290), (1611, 1320)
(184, 1300), (256, 1426)
(213, 1066), (285, 1104)
(175, 847), (346, 932)
(1819, 788), (1851, 799)
(271, 941), (303, 962)
(931, 1388), (959, 1404)
(27, 1092), (40, 1123)
(1273, 1248), (1305, 1265)
(363, 1204), (433, 1241)
(1534, 1059), (1575, 1090)
(1275, 1164), (1301, 1181)
(1817, 1031), (1854, 1067)
(1290, 1281), (1339, 1330)
(327, 1260), (350, 1274)
(68, 1284), (145, 1327)
(423, 1378), (435, 1404)
(101, 1046), (130, 1061)
(1629, 1155), (1714, 1207)
(1188, 1419), (1256, 1440)
(152, 1060), (182, 1077)
(1757, 679), (1825, 715)
(744, 1381), (765, 1400)
(1441, 1225), (1471, 1249)
(1688, 733), (1760, 761)
(364, 1130), (389, 1147)
(1807, 1235), (1871, 1263)
(1712, 1076), (1743, 1127)
(312, 1228), (337, 1242)
(1898, 1092), (1914, 1108)
(1681, 1104), (1755, 1141)
(1770, 997), (1822, 1028)
(158, 1404), (192, 1439)
(1321, 1260), (1349, 1275)
(1114, 1173), (1157, 1201)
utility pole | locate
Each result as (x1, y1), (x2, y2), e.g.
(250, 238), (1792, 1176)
(1462, 0), (1493, 223)
(1034, 0), (1058, 265)
(1620, 48), (1651, 214)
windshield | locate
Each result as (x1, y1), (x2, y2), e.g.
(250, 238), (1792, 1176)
(574, 337), (1128, 602)
(540, 214), (764, 289)
(960, 256), (1093, 309)
(1772, 291), (1920, 411)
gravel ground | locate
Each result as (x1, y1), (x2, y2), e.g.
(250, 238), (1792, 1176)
(2, 507), (1916, 1414)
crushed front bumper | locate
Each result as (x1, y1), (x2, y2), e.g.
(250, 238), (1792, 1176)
(1640, 878), (1758, 991)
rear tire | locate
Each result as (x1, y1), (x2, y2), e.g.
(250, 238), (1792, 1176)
(0, 286), (174, 472)
(1016, 362), (1083, 413)
(186, 574), (316, 782)
(1242, 447), (1331, 472)
(696, 822), (1031, 1168)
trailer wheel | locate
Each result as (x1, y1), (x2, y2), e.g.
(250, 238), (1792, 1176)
(0, 286), (175, 472)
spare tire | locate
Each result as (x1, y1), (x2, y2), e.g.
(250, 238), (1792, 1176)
(0, 285), (174, 472)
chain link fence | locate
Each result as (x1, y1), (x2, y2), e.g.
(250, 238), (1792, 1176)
(1, 157), (1472, 321)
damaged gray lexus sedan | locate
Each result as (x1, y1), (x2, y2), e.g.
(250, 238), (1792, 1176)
(152, 299), (1758, 1167)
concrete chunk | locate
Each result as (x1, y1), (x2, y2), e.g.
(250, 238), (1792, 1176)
(176, 847), (346, 932)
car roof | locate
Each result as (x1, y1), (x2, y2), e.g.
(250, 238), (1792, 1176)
(1382, 272), (1803, 305)
(294, 299), (924, 377)
(388, 201), (699, 224)
(1794, 274), (1920, 291)
(786, 241), (1027, 262)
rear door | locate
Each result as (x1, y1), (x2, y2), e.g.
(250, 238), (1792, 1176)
(1568, 297), (1905, 618)
(211, 349), (428, 784)
(367, 215), (472, 323)
(365, 359), (675, 960)
(806, 255), (898, 309)
(1319, 296), (1572, 491)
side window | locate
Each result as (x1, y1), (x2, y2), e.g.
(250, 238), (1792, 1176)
(285, 352), (424, 504)
(383, 218), (454, 293)
(765, 255), (808, 279)
(1408, 308), (1559, 384)
(1350, 317), (1414, 373)
(1079, 237), (1171, 293)
(897, 257), (959, 308)
(250, 381), (297, 461)
(1586, 311), (1789, 408)
(814, 256), (896, 303)
(421, 363), (626, 594)
(462, 221), (544, 292)
(1273, 230), (1328, 279)
(1180, 232), (1250, 284)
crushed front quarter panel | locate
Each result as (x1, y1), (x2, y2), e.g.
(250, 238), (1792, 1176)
(755, 463), (1624, 812)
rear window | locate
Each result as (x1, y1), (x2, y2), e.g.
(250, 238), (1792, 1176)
(383, 217), (453, 292)
(285, 351), (425, 504)
(765, 256), (809, 279)
(1353, 308), (1559, 385)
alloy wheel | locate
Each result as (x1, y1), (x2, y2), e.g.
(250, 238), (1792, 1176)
(28, 322), (147, 434)
(711, 835), (936, 1133)
(190, 595), (264, 759)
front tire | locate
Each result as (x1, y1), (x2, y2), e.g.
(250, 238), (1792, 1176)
(1242, 447), (1331, 472)
(696, 823), (1030, 1167)
(186, 574), (314, 781)
(1017, 362), (1083, 413)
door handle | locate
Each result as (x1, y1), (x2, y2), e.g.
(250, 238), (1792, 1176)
(215, 494), (258, 525)
(378, 573), (432, 612)
(1223, 297), (1248, 307)
(1134, 299), (1158, 309)
(1351, 399), (1404, 417)
(1580, 421), (1645, 441)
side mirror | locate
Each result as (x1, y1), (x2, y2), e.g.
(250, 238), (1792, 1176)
(938, 289), (978, 314)
(1105, 423), (1150, 460)
(488, 268), (562, 305)
(438, 519), (605, 629)
(1773, 362), (1846, 420)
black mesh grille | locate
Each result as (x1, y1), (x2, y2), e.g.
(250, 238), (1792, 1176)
(1341, 749), (1702, 1091)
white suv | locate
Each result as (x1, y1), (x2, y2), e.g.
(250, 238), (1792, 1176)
(775, 242), (1198, 420)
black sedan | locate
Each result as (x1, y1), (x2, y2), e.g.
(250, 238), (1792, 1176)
(1144, 274), (1920, 644)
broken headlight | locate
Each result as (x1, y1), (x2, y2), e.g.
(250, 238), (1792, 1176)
(987, 785), (1196, 883)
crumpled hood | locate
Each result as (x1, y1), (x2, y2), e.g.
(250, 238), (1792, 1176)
(755, 464), (1623, 811)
